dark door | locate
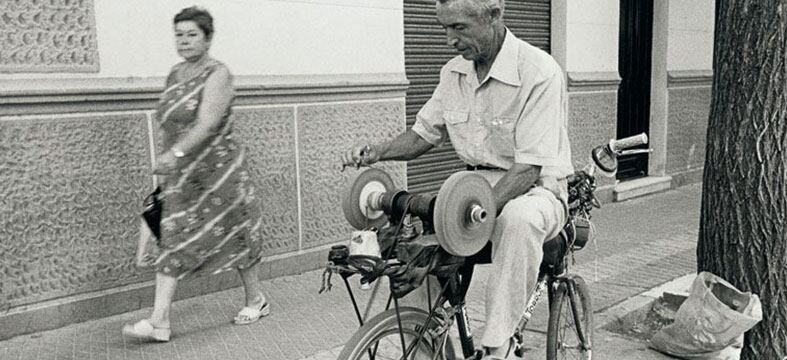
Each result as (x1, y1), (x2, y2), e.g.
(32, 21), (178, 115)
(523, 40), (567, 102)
(617, 0), (653, 179)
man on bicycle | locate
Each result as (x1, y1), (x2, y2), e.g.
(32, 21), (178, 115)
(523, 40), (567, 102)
(341, 0), (573, 358)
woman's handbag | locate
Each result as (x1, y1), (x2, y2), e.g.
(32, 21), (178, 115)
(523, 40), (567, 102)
(142, 186), (162, 238)
(136, 187), (162, 267)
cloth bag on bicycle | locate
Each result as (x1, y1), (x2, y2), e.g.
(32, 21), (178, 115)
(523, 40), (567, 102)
(388, 244), (462, 299)
(649, 272), (762, 359)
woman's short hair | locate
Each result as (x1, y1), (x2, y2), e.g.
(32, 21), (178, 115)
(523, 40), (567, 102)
(174, 6), (214, 40)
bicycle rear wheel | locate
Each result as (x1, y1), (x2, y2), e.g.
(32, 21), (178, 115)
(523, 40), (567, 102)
(546, 275), (593, 360)
(338, 306), (456, 360)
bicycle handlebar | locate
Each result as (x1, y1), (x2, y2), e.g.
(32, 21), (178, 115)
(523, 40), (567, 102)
(609, 133), (648, 152)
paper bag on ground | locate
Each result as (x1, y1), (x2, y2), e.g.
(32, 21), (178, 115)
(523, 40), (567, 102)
(649, 271), (762, 359)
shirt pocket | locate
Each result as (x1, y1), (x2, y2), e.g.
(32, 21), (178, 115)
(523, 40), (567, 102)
(444, 110), (470, 125)
(443, 110), (471, 147)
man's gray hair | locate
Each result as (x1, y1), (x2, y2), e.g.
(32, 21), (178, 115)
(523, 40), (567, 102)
(437, 0), (505, 18)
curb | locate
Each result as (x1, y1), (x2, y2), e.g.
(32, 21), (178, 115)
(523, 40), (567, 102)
(596, 273), (695, 331)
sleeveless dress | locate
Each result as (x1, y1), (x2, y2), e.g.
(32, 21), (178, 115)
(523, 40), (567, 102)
(145, 63), (264, 279)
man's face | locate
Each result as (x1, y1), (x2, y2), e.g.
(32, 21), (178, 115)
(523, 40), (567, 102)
(436, 0), (496, 61)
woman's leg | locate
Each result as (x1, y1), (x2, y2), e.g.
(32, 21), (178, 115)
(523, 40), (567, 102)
(149, 272), (178, 329)
(238, 263), (266, 306)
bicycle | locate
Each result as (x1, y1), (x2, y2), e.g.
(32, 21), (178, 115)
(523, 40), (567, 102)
(322, 134), (650, 360)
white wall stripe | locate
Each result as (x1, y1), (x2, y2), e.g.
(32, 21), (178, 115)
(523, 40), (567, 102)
(145, 112), (159, 188)
(0, 109), (152, 121)
(293, 104), (304, 251)
(231, 97), (405, 111)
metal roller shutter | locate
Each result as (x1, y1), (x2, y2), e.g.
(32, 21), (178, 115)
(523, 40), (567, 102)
(404, 0), (551, 194)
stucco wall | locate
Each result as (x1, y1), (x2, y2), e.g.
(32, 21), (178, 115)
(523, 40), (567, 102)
(564, 0), (619, 74)
(664, 0), (714, 184)
(556, 0), (713, 188)
(2, 0), (404, 80)
(554, 0), (620, 191)
(667, 0), (715, 72)
(0, 0), (407, 339)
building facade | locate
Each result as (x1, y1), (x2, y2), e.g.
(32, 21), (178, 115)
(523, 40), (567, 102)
(0, 0), (713, 338)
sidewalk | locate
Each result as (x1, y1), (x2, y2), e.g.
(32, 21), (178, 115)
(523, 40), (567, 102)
(0, 183), (702, 360)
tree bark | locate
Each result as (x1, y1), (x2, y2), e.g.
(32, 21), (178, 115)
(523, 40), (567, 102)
(698, 1), (787, 359)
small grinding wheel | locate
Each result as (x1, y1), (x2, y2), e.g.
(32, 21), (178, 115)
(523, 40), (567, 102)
(433, 171), (497, 256)
(342, 168), (395, 230)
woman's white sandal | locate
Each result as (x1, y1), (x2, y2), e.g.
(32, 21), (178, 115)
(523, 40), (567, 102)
(233, 301), (270, 325)
(122, 319), (171, 342)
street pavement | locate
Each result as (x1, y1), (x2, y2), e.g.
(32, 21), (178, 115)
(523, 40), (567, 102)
(0, 183), (702, 360)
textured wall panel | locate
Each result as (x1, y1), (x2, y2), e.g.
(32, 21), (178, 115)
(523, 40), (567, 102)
(0, 0), (99, 72)
(232, 107), (299, 256)
(298, 101), (406, 249)
(568, 92), (618, 186)
(666, 87), (710, 174)
(0, 113), (151, 308)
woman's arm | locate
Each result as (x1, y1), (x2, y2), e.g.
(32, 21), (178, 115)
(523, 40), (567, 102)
(154, 64), (234, 174)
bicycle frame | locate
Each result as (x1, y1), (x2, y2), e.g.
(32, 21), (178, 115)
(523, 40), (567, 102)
(332, 134), (648, 360)
(335, 255), (578, 360)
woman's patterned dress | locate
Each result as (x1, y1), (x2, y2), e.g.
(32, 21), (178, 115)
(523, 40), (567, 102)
(144, 63), (264, 279)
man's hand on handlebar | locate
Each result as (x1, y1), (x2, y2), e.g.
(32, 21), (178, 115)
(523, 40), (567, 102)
(341, 144), (382, 171)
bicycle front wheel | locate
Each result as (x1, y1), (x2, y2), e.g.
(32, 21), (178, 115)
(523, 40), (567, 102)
(546, 275), (593, 360)
(338, 306), (456, 360)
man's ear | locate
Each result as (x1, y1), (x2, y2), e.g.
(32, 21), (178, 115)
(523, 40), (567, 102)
(489, 7), (502, 21)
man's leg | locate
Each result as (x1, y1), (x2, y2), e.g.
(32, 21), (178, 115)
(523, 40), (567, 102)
(481, 187), (565, 349)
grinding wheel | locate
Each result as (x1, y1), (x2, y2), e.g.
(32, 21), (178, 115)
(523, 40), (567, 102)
(433, 171), (496, 256)
(342, 168), (395, 230)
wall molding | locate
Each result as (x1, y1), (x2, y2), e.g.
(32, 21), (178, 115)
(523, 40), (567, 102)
(0, 72), (409, 115)
(667, 70), (713, 88)
(567, 71), (621, 92)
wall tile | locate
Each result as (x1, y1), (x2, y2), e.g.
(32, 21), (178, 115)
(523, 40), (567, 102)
(667, 87), (710, 174)
(232, 107), (300, 256)
(0, 0), (99, 72)
(0, 113), (151, 308)
(568, 91), (618, 186)
(297, 101), (406, 249)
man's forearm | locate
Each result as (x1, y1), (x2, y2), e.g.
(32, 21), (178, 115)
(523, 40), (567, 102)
(378, 129), (434, 161)
(492, 163), (541, 213)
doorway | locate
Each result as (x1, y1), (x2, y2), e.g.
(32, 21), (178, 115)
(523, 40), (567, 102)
(617, 0), (654, 179)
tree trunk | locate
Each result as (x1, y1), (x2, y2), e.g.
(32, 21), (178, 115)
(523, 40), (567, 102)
(697, 1), (787, 359)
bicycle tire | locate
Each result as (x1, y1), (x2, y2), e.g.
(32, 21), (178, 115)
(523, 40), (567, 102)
(546, 275), (593, 360)
(338, 306), (456, 360)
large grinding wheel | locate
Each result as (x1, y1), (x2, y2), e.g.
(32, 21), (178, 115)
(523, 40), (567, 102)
(433, 171), (497, 256)
(342, 168), (395, 230)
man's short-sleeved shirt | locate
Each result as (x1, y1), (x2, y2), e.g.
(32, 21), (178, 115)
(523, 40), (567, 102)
(412, 29), (573, 179)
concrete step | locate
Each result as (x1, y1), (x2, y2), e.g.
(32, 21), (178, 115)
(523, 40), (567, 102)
(615, 176), (672, 201)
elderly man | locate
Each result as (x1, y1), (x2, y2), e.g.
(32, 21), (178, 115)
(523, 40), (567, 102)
(341, 0), (573, 358)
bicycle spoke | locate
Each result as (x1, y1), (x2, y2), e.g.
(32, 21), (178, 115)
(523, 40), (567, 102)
(547, 278), (592, 360)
